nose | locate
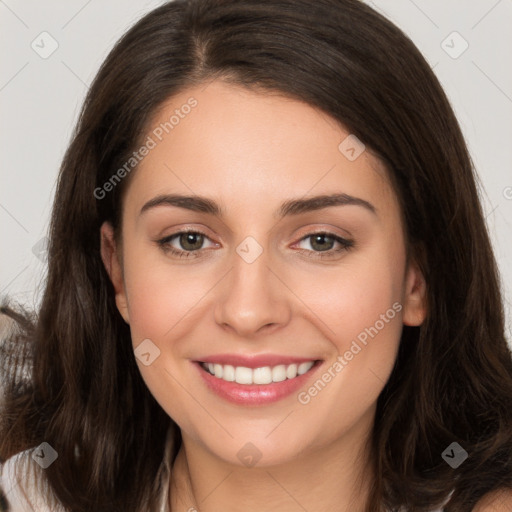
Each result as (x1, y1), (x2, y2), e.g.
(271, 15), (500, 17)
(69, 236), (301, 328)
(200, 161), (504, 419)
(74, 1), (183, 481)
(214, 241), (292, 338)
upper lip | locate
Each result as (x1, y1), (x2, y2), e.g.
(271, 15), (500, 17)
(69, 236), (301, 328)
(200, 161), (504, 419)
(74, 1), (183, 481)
(196, 354), (321, 369)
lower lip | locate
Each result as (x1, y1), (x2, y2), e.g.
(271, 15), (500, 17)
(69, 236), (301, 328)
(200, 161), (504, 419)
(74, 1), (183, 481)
(194, 361), (323, 405)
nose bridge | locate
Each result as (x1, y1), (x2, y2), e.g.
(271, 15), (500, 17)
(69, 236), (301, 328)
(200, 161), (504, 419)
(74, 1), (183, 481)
(214, 234), (290, 336)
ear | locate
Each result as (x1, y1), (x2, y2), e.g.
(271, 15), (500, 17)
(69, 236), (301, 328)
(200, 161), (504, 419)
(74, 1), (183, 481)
(100, 221), (130, 324)
(402, 258), (427, 326)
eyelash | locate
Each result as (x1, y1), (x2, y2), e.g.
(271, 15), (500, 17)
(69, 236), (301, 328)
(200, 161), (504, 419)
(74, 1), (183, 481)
(156, 228), (354, 260)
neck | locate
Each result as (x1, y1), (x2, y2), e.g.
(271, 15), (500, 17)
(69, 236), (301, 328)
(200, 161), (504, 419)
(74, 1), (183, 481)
(170, 410), (376, 512)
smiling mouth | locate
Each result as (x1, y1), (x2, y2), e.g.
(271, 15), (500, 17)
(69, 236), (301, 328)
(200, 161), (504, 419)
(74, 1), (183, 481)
(199, 360), (320, 385)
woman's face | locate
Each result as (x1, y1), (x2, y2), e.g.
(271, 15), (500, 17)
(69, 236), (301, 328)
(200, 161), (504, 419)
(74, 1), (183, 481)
(101, 79), (426, 467)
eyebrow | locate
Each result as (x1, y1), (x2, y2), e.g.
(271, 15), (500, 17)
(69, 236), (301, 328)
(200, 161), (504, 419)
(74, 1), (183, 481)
(139, 192), (377, 219)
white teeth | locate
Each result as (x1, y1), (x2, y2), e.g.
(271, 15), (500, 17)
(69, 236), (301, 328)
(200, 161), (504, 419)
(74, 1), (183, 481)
(214, 364), (223, 378)
(272, 365), (287, 382)
(235, 366), (253, 385)
(298, 361), (314, 375)
(223, 364), (235, 382)
(286, 364), (298, 379)
(253, 366), (272, 385)
(202, 361), (316, 385)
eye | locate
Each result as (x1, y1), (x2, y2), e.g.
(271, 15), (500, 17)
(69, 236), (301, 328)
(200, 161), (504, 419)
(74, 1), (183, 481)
(157, 229), (216, 258)
(294, 231), (354, 259)
(156, 229), (354, 260)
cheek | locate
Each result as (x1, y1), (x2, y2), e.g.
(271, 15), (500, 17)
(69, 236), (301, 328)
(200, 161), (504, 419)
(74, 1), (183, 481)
(121, 239), (209, 343)
(120, 240), (209, 423)
(290, 250), (405, 441)
(296, 251), (404, 350)
(294, 243), (406, 400)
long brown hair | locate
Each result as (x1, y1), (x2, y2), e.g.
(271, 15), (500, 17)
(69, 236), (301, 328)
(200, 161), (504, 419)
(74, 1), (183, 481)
(1, 1), (511, 510)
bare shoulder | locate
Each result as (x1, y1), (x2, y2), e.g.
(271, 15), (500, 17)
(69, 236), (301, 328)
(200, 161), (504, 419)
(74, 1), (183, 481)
(473, 488), (512, 511)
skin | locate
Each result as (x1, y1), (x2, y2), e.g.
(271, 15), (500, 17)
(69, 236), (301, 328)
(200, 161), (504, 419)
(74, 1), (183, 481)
(100, 79), (428, 511)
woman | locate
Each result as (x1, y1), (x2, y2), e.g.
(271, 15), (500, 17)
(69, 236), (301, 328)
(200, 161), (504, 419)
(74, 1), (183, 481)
(1, 0), (511, 510)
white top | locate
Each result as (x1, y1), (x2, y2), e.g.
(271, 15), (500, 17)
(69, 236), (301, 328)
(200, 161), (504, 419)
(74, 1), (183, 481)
(0, 434), (447, 512)
(0, 427), (174, 512)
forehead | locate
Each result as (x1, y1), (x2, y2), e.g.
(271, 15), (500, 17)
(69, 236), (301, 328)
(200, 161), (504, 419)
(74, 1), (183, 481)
(124, 79), (397, 222)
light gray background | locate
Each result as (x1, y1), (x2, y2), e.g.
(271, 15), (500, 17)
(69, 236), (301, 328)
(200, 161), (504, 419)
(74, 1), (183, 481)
(1, 1), (511, 345)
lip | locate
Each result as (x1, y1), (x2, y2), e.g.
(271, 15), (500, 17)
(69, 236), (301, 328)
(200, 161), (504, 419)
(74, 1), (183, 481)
(197, 353), (318, 369)
(193, 358), (323, 406)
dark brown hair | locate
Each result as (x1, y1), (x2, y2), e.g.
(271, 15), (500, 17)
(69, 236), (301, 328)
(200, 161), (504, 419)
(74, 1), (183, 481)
(1, 0), (512, 510)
